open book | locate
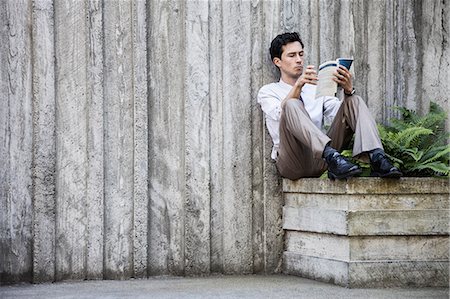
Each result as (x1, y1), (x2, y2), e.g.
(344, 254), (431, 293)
(315, 58), (353, 98)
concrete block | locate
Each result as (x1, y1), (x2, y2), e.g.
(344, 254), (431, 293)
(283, 252), (449, 288)
(283, 252), (348, 286)
(286, 231), (449, 261)
(283, 207), (449, 236)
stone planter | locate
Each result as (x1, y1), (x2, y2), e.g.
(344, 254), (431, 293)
(282, 177), (449, 288)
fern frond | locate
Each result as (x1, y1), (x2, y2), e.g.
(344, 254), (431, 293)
(393, 127), (433, 148)
(416, 112), (446, 132)
(421, 145), (450, 165)
(404, 148), (424, 162)
(422, 145), (450, 162)
(410, 162), (450, 176)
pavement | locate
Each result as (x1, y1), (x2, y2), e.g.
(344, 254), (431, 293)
(1, 274), (448, 299)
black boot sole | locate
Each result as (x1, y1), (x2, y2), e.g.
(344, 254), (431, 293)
(371, 170), (403, 178)
(328, 168), (363, 180)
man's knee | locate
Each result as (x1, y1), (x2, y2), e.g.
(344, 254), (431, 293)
(284, 99), (307, 117)
(346, 95), (366, 108)
(284, 98), (301, 110)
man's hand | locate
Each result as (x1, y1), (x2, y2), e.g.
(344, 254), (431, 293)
(281, 65), (318, 108)
(333, 65), (353, 94)
(295, 65), (318, 89)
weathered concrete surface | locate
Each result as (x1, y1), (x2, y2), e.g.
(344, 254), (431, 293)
(286, 232), (449, 261)
(1, 0), (449, 283)
(282, 177), (449, 288)
(1, 275), (448, 299)
(0, 0), (33, 283)
(283, 177), (450, 194)
(31, 0), (56, 284)
(284, 253), (449, 288)
(283, 207), (449, 235)
(285, 193), (449, 210)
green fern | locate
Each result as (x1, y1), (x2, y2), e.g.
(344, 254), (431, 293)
(421, 145), (450, 165)
(392, 127), (433, 148)
(403, 148), (423, 162)
(379, 102), (450, 177)
(409, 162), (449, 176)
(344, 102), (449, 177)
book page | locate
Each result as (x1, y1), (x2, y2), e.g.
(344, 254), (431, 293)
(315, 61), (338, 98)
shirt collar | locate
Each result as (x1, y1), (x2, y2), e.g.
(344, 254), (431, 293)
(279, 78), (293, 88)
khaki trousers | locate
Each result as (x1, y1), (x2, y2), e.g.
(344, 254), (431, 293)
(276, 95), (382, 180)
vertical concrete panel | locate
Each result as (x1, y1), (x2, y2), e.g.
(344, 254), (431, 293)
(308, 0), (320, 66)
(441, 0), (450, 122)
(54, 0), (88, 281)
(282, 0), (300, 33)
(401, 2), (421, 112)
(283, 0), (320, 66)
(384, 0), (399, 122)
(185, 0), (210, 275)
(32, 0), (56, 283)
(436, 0), (449, 118)
(222, 0), (253, 274)
(351, 0), (369, 103)
(0, 0), (33, 284)
(336, 0), (354, 59)
(103, 0), (134, 279)
(262, 0), (284, 274)
(148, 0), (185, 276)
(420, 0), (449, 116)
(250, 0), (265, 274)
(132, 0), (149, 279)
(85, 0), (104, 279)
(0, 0), (10, 283)
(336, 0), (355, 106)
(335, 0), (355, 100)
(209, 0), (224, 274)
(366, 0), (386, 120)
(318, 0), (337, 62)
(282, 0), (320, 66)
(394, 1), (419, 111)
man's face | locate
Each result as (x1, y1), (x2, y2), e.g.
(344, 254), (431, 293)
(273, 41), (304, 79)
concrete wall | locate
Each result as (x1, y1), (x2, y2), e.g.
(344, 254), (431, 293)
(0, 0), (448, 283)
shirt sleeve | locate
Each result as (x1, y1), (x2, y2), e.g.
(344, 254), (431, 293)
(257, 86), (282, 121)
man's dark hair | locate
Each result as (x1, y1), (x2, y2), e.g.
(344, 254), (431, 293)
(270, 32), (304, 61)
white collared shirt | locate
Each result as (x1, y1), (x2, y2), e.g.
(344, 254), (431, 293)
(257, 79), (342, 159)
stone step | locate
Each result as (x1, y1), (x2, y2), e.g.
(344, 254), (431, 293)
(283, 207), (449, 235)
(283, 252), (449, 288)
(285, 231), (449, 261)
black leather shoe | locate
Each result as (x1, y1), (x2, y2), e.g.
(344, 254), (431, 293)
(326, 152), (362, 180)
(370, 152), (402, 178)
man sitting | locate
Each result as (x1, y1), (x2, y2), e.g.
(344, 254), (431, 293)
(257, 32), (402, 180)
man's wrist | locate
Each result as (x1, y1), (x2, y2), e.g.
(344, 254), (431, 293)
(344, 87), (356, 96)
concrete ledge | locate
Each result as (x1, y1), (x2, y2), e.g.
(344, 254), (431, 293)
(283, 177), (449, 194)
(284, 193), (449, 210)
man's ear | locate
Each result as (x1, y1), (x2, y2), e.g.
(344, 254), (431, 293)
(273, 57), (281, 68)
